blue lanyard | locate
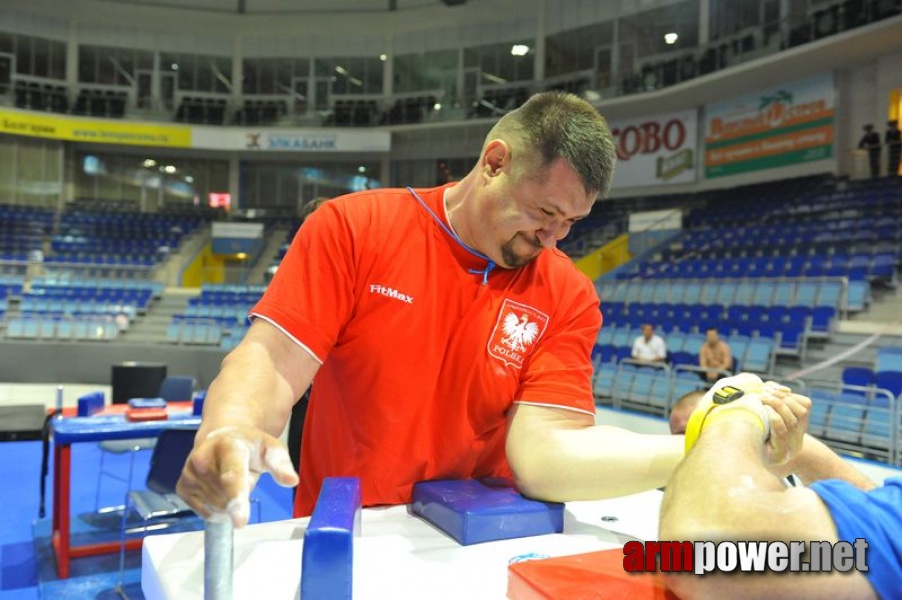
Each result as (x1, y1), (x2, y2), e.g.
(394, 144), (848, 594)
(407, 186), (496, 285)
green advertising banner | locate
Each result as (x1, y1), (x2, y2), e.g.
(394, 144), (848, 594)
(704, 73), (835, 178)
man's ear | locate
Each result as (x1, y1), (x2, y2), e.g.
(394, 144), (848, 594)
(482, 139), (511, 177)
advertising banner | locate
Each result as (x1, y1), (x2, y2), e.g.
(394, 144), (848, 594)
(0, 108), (191, 148)
(608, 109), (698, 188)
(192, 127), (391, 152)
(704, 73), (835, 178)
(0, 108), (390, 153)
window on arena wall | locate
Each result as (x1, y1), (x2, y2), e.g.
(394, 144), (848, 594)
(618, 1), (699, 60)
(78, 45), (153, 85)
(314, 56), (383, 96)
(394, 49), (459, 99)
(73, 152), (229, 211)
(0, 137), (62, 207)
(709, 0), (766, 40)
(545, 21), (614, 79)
(159, 52), (232, 93)
(463, 39), (534, 86)
(240, 161), (381, 213)
(4, 32), (66, 80)
(242, 57), (311, 96)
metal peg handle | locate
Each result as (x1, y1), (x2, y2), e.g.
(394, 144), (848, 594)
(204, 519), (233, 600)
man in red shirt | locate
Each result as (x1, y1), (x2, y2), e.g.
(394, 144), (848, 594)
(178, 92), (776, 525)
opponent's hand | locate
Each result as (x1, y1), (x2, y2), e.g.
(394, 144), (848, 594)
(176, 425), (299, 527)
(686, 373), (810, 465)
(757, 382), (810, 466)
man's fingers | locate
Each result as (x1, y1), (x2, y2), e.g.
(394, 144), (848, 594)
(212, 435), (253, 505)
(262, 443), (300, 488)
(176, 427), (300, 527)
(760, 391), (798, 432)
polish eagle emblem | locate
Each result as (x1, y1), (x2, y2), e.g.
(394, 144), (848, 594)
(501, 312), (540, 353)
(488, 299), (549, 368)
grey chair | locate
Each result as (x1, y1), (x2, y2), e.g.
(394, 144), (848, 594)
(115, 427), (199, 599)
(95, 375), (197, 512)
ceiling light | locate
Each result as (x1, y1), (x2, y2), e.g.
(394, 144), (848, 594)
(510, 44), (530, 56)
(664, 32), (679, 45)
(379, 54), (387, 61)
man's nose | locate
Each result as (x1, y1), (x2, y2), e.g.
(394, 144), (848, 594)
(536, 221), (571, 247)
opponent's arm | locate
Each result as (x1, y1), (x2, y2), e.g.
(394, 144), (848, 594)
(777, 433), (876, 491)
(659, 403), (876, 599)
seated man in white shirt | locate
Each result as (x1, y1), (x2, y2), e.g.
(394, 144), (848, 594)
(631, 323), (667, 363)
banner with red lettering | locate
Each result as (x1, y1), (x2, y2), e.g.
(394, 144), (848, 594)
(703, 73), (834, 178)
(608, 109), (698, 188)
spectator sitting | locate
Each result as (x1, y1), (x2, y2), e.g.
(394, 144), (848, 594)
(699, 327), (733, 382)
(631, 323), (667, 363)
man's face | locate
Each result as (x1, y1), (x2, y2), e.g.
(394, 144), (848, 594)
(643, 324), (653, 340)
(474, 156), (595, 269)
(706, 329), (719, 345)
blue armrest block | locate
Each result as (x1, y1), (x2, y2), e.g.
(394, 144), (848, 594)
(300, 477), (362, 600)
(127, 397), (167, 409)
(411, 478), (564, 546)
(192, 390), (207, 416)
(76, 391), (105, 416)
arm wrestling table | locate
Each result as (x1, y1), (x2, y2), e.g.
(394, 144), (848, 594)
(50, 406), (202, 579)
(143, 489), (663, 599)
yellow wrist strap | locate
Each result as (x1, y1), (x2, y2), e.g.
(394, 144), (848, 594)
(684, 403), (717, 454)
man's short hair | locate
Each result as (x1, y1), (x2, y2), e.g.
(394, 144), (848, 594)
(299, 196), (329, 223)
(669, 390), (707, 435)
(706, 327), (719, 333)
(487, 91), (616, 198)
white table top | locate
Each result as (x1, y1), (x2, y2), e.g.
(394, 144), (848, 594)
(142, 489), (663, 600)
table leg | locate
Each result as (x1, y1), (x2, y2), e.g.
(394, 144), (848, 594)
(51, 443), (71, 579)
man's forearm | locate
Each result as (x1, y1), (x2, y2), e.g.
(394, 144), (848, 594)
(507, 408), (684, 501)
(198, 344), (296, 439)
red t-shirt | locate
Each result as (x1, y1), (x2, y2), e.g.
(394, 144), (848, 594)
(250, 184), (602, 516)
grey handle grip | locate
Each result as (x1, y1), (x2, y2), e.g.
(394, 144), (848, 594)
(204, 519), (233, 600)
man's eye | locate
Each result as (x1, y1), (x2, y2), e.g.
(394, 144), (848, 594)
(540, 208), (554, 216)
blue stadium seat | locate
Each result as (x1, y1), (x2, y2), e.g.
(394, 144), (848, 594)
(807, 392), (831, 438)
(874, 371), (902, 400)
(628, 368), (657, 404)
(876, 348), (902, 374)
(824, 393), (867, 445)
(809, 306), (836, 338)
(842, 366), (875, 394)
(672, 369), (704, 401)
(795, 282), (819, 308)
(846, 280), (870, 312)
(816, 281), (843, 309)
(752, 282), (776, 305)
(612, 364), (638, 402)
(593, 363), (617, 398)
(743, 338), (773, 373)
(649, 370), (673, 410)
